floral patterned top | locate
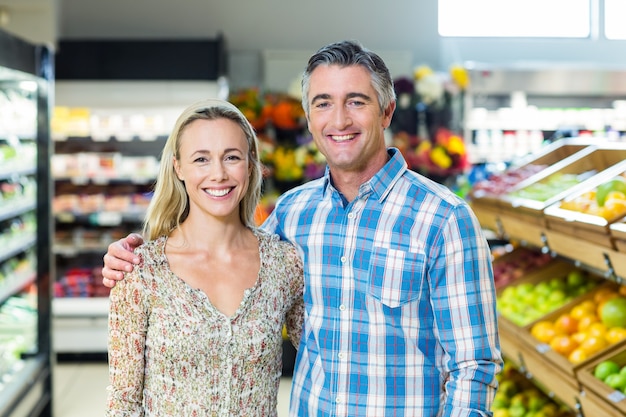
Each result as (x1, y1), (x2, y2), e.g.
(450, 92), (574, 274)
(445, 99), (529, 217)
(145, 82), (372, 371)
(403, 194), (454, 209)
(106, 229), (304, 417)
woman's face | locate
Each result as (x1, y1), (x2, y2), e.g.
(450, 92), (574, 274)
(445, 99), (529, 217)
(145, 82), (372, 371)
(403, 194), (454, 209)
(174, 118), (250, 223)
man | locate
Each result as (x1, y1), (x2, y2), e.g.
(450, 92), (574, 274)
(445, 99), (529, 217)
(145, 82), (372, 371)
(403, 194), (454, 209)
(103, 40), (502, 417)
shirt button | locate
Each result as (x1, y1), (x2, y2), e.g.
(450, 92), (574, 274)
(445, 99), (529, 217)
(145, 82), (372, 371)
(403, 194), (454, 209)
(348, 212), (355, 219)
(336, 396), (343, 404)
(338, 352), (346, 359)
(340, 256), (347, 263)
(339, 304), (346, 311)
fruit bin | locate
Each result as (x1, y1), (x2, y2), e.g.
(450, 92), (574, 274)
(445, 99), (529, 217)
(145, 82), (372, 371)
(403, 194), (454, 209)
(517, 282), (626, 379)
(543, 159), (626, 250)
(468, 139), (593, 236)
(469, 199), (503, 234)
(610, 218), (626, 253)
(496, 262), (601, 368)
(514, 340), (583, 410)
(576, 343), (626, 416)
(496, 144), (626, 245)
(504, 283), (625, 411)
(492, 246), (554, 290)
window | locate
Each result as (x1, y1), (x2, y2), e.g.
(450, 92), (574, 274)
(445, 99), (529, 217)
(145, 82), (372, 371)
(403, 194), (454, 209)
(438, 0), (591, 38)
(605, 0), (626, 39)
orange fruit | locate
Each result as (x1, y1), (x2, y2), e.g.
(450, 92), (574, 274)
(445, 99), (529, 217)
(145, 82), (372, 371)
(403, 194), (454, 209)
(568, 348), (589, 364)
(554, 313), (579, 335)
(577, 315), (600, 333)
(603, 198), (626, 220)
(531, 321), (561, 343)
(618, 285), (626, 297)
(549, 335), (579, 357)
(606, 327), (626, 344)
(571, 331), (588, 344)
(571, 301), (597, 320)
(579, 335), (609, 356)
(586, 322), (608, 338)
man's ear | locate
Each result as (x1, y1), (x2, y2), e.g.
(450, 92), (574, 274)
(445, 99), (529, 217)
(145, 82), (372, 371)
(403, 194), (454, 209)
(382, 101), (396, 129)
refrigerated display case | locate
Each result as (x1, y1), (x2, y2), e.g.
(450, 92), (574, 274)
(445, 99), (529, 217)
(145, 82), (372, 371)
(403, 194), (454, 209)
(0, 29), (53, 416)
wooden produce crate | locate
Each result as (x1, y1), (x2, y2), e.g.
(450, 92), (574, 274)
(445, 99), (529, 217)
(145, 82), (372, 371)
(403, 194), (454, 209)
(577, 342), (626, 416)
(515, 282), (623, 380)
(491, 246), (554, 291)
(496, 262), (600, 367)
(468, 139), (593, 233)
(470, 199), (503, 234)
(498, 144), (626, 246)
(610, 218), (626, 253)
(516, 341), (583, 411)
(544, 160), (626, 250)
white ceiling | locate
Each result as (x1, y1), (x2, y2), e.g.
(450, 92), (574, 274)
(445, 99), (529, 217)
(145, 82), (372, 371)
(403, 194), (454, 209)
(55, 0), (438, 58)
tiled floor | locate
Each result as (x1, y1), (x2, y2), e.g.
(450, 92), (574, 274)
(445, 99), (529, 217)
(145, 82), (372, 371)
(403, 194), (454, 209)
(53, 360), (292, 416)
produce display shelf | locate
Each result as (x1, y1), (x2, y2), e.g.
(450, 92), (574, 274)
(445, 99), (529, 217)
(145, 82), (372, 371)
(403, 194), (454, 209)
(577, 344), (626, 416)
(544, 159), (626, 251)
(497, 146), (626, 238)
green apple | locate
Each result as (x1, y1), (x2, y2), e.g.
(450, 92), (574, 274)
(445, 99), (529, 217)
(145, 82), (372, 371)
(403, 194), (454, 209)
(596, 176), (626, 206)
(594, 360), (620, 381)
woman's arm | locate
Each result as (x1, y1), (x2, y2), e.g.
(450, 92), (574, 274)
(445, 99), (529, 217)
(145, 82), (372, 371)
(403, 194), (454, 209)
(106, 262), (150, 416)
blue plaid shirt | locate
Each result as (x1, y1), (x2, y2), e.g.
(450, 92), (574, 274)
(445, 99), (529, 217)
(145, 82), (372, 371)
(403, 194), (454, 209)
(263, 148), (501, 417)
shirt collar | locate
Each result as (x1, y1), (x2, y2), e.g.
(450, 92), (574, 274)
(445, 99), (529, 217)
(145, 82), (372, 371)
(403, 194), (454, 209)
(322, 147), (408, 203)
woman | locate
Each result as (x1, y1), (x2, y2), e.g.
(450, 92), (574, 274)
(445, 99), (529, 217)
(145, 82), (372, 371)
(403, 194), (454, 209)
(106, 99), (304, 416)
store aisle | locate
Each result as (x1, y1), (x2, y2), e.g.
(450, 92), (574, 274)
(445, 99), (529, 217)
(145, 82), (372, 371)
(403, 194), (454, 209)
(53, 361), (292, 416)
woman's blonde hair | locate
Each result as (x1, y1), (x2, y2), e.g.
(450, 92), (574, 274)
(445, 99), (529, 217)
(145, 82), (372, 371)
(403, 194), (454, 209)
(143, 99), (262, 240)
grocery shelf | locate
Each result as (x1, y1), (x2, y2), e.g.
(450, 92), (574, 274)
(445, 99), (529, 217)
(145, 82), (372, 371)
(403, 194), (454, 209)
(0, 272), (35, 305)
(52, 297), (109, 318)
(0, 356), (50, 417)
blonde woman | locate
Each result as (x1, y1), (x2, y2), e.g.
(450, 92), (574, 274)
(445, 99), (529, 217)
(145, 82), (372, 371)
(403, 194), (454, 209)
(106, 99), (303, 416)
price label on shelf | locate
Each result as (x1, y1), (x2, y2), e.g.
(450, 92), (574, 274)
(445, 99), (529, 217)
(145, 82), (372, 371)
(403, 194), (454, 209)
(608, 390), (626, 403)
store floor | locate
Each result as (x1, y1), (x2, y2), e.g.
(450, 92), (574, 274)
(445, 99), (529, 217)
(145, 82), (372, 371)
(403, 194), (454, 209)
(52, 360), (293, 416)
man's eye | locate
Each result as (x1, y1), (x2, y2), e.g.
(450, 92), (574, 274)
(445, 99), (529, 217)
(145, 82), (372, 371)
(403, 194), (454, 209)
(315, 102), (330, 109)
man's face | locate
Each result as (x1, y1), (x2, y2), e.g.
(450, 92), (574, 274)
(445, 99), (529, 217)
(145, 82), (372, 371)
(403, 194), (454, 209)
(305, 64), (394, 179)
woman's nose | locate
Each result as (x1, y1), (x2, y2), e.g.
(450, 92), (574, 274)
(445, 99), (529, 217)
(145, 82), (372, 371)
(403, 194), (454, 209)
(208, 161), (227, 180)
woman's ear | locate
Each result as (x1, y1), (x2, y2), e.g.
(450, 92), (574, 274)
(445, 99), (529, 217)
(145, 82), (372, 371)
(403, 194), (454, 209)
(173, 156), (183, 181)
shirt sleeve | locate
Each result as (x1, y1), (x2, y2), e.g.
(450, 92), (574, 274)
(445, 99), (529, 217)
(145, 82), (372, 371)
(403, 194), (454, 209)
(106, 260), (150, 417)
(431, 203), (503, 417)
(284, 244), (305, 349)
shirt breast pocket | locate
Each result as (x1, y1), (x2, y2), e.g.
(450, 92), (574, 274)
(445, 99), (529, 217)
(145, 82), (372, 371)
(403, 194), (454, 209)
(367, 247), (426, 308)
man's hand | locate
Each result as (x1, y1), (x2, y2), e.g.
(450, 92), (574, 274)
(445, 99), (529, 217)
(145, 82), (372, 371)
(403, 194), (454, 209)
(102, 233), (145, 288)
